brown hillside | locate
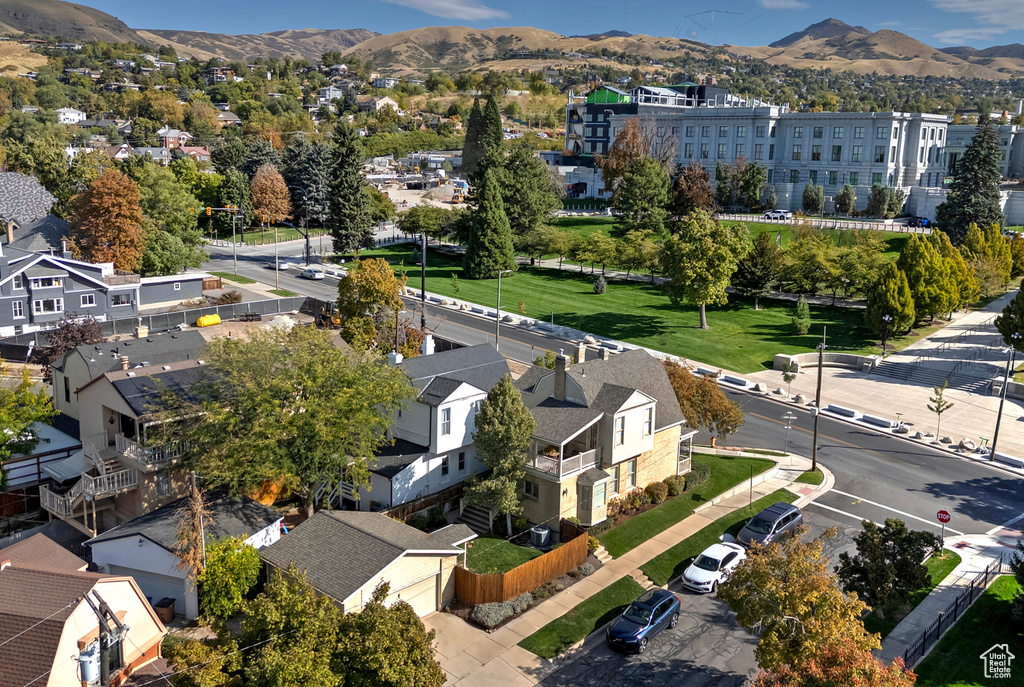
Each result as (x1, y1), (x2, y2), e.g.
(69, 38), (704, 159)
(136, 27), (377, 61)
(0, 0), (144, 44)
(0, 42), (49, 76)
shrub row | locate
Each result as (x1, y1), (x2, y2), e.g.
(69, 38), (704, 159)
(470, 592), (533, 628)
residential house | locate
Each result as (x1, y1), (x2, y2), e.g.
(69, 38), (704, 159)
(0, 533), (167, 687)
(515, 350), (695, 528)
(329, 64), (349, 76)
(0, 423), (81, 517)
(216, 110), (242, 126)
(133, 147), (172, 165)
(139, 271), (210, 308)
(156, 126), (193, 149)
(56, 107), (87, 125)
(318, 85), (346, 103)
(105, 143), (134, 162)
(79, 117), (133, 135)
(54, 42), (83, 50)
(356, 95), (400, 115)
(87, 493), (283, 619)
(372, 76), (399, 89)
(341, 343), (509, 512)
(0, 172), (69, 253)
(261, 510), (475, 617)
(179, 145), (211, 163)
(112, 59), (135, 71)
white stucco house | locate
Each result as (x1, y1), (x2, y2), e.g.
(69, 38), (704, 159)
(87, 493), (283, 619)
(56, 107), (87, 125)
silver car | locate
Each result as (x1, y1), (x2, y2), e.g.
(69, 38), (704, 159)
(736, 502), (803, 548)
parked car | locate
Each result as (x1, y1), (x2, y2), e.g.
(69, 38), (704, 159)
(736, 502), (804, 549)
(300, 269), (325, 280)
(763, 209), (793, 220)
(681, 542), (747, 593)
(605, 588), (680, 654)
(907, 216), (929, 228)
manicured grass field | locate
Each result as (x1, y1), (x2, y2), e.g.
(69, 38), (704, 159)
(269, 289), (298, 297)
(640, 490), (797, 587)
(795, 469), (824, 485)
(222, 226), (323, 245)
(465, 534), (542, 574)
(358, 244), (890, 372)
(598, 454), (775, 558)
(862, 550), (963, 639)
(914, 575), (1022, 686)
(518, 576), (645, 659)
(209, 271), (257, 284)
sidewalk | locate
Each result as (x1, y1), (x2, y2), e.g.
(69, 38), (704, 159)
(878, 526), (1019, 665)
(424, 453), (834, 686)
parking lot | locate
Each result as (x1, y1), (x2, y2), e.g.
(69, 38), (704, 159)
(538, 510), (856, 687)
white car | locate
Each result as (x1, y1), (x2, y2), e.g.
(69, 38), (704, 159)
(763, 209), (793, 220)
(681, 542), (746, 593)
(275, 261), (290, 270)
(300, 268), (325, 280)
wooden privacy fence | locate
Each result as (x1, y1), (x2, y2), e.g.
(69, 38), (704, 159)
(455, 523), (589, 605)
(383, 483), (464, 521)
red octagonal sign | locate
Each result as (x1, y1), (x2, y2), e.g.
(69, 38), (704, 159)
(937, 510), (951, 523)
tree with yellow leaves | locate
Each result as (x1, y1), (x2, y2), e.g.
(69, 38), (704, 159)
(69, 168), (145, 272)
(250, 164), (292, 225)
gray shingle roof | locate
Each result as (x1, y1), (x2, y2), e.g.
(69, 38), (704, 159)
(516, 365), (548, 394)
(87, 492), (282, 550)
(109, 364), (205, 417)
(8, 215), (68, 252)
(530, 398), (603, 444)
(401, 344), (509, 395)
(0, 173), (55, 226)
(64, 330), (207, 380)
(418, 376), (463, 407)
(591, 383), (647, 416)
(371, 439), (429, 478)
(570, 350), (685, 431)
(577, 467), (612, 486)
(260, 511), (471, 604)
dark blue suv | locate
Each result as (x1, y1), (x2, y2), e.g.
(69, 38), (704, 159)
(605, 588), (681, 654)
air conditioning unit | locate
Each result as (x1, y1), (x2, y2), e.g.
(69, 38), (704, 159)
(530, 526), (550, 548)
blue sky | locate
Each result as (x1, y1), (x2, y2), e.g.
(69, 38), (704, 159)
(88, 0), (1024, 49)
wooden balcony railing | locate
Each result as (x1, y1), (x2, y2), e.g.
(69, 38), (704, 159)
(526, 448), (599, 479)
(115, 433), (186, 466)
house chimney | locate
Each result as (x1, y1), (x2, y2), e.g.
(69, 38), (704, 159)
(135, 324), (149, 339)
(601, 348), (612, 361)
(387, 350), (404, 366)
(6, 220), (13, 245)
(421, 333), (435, 356)
(554, 350), (569, 401)
(120, 355), (129, 371)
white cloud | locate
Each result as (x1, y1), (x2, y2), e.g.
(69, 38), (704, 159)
(379, 0), (510, 20)
(760, 0), (810, 8)
(928, 0), (1024, 41)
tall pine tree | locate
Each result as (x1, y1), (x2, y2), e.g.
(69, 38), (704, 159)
(935, 115), (1005, 242)
(481, 96), (503, 157)
(329, 123), (373, 255)
(461, 98), (486, 178)
(463, 168), (515, 279)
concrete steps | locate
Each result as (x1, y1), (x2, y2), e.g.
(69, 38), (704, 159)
(593, 544), (612, 564)
(458, 503), (493, 534)
(628, 568), (656, 590)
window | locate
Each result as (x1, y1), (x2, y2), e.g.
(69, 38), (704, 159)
(790, 169), (799, 184)
(111, 294), (131, 306)
(919, 146), (925, 163)
(656, 126), (664, 137)
(813, 126), (823, 139)
(921, 129), (927, 141)
(173, 282), (181, 291)
(737, 126), (746, 137)
(874, 146), (885, 163)
(930, 128), (936, 140)
(811, 144), (821, 161)
(717, 143), (726, 158)
(30, 277), (61, 288)
(156, 470), (171, 496)
(685, 143), (693, 158)
(643, 408), (652, 436)
(440, 408), (451, 436)
(767, 169), (773, 183)
(625, 459), (636, 488)
(768, 144), (775, 160)
(64, 376), (71, 403)
(33, 298), (63, 315)
(671, 126), (679, 135)
(754, 143), (764, 160)
(770, 125), (776, 138)
(793, 126), (803, 139)
(685, 125), (694, 137)
(850, 171), (859, 185)
(593, 482), (607, 509)
(833, 126), (844, 138)
(852, 145), (863, 162)
(809, 170), (818, 185)
(700, 143), (709, 159)
(524, 480), (539, 499)
(12, 274), (23, 290)
(441, 455), (449, 476)
(701, 125), (710, 137)
(718, 125), (727, 137)
(891, 146), (897, 161)
(458, 451), (466, 471)
(615, 416), (625, 445)
(876, 127), (887, 140)
(893, 127), (899, 139)
(610, 465), (620, 494)
(828, 171), (838, 185)
(12, 301), (23, 319)
(80, 294), (95, 307)
(756, 125), (765, 137)
(584, 126), (592, 137)
(872, 172), (883, 186)
(735, 143), (744, 157)
(832, 145), (842, 162)
(792, 145), (801, 160)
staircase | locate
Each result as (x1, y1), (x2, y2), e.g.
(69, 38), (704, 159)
(592, 544), (613, 564)
(39, 467), (140, 535)
(458, 502), (495, 533)
(628, 568), (656, 590)
(873, 360), (950, 388)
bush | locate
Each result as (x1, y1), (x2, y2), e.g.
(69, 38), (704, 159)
(215, 289), (242, 305)
(664, 475), (686, 496)
(565, 516), (581, 525)
(687, 462), (711, 489)
(593, 275), (607, 294)
(470, 592), (534, 629)
(623, 487), (651, 513)
(792, 295), (811, 335)
(407, 514), (429, 531)
(577, 562), (595, 577)
(513, 516), (528, 533)
(607, 499), (622, 518)
(645, 481), (669, 504)
(587, 534), (600, 553)
(427, 506), (446, 530)
(198, 537), (262, 619)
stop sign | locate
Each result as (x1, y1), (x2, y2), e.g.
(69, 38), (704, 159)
(937, 510), (951, 523)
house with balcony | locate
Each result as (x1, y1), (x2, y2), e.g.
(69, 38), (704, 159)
(338, 343), (509, 518)
(515, 350), (695, 528)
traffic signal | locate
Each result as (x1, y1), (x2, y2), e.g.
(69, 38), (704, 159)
(206, 207), (212, 216)
(263, 214), (267, 223)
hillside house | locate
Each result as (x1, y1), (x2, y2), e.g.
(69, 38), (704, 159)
(56, 107), (87, 125)
(156, 126), (193, 149)
(356, 95), (400, 114)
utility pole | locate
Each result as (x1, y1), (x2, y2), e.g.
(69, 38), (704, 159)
(84, 590), (126, 687)
(811, 326), (826, 473)
(231, 210), (238, 275)
(495, 269), (512, 352)
(420, 232), (427, 330)
(275, 224), (280, 290)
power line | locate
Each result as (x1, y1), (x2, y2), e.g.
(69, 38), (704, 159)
(0, 598), (81, 649)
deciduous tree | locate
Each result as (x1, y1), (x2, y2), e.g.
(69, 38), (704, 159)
(663, 360), (745, 440)
(69, 168), (145, 271)
(199, 537), (261, 619)
(865, 262), (915, 339)
(336, 257), (407, 348)
(733, 231), (784, 309)
(995, 288), (1024, 352)
(136, 163), (206, 276)
(896, 234), (951, 323)
(929, 230), (979, 311)
(596, 117), (647, 192)
(250, 164), (293, 224)
(668, 159), (715, 219)
(329, 122), (373, 255)
(617, 229), (659, 279)
(928, 382), (954, 438)
(0, 367), (55, 491)
(752, 643), (915, 687)
(961, 222), (1012, 295)
(936, 115), (1004, 242)
(802, 183), (824, 215)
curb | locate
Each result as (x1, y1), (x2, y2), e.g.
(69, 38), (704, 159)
(693, 465), (781, 514)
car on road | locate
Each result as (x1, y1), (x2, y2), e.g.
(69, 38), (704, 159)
(300, 268), (325, 280)
(681, 542), (747, 593)
(907, 216), (929, 228)
(736, 502), (803, 549)
(275, 261), (290, 270)
(763, 209), (793, 220)
(605, 588), (680, 654)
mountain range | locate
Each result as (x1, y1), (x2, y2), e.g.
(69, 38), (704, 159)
(5, 2), (1024, 79)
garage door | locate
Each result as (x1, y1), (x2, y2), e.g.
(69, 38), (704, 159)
(386, 575), (438, 618)
(108, 565), (185, 613)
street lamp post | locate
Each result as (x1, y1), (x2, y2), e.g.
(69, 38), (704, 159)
(811, 326), (826, 473)
(990, 331), (1021, 461)
(881, 314), (893, 357)
(495, 269), (513, 352)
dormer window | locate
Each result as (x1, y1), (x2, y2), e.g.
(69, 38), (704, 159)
(30, 277), (61, 288)
(615, 416), (625, 445)
(12, 274), (23, 290)
(441, 407), (451, 436)
(643, 408), (653, 437)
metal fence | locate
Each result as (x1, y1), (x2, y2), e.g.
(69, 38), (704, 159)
(901, 555), (1006, 669)
(717, 213), (932, 234)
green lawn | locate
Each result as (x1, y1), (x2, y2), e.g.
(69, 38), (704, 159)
(915, 575), (1022, 687)
(640, 490), (797, 587)
(518, 576), (645, 659)
(269, 289), (298, 297)
(209, 271), (257, 285)
(862, 550), (963, 639)
(357, 244), (895, 372)
(598, 454), (775, 558)
(795, 469), (824, 485)
(223, 226), (322, 245)
(465, 534), (542, 574)
(720, 221), (909, 260)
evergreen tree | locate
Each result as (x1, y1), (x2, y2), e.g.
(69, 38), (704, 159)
(329, 123), (373, 255)
(481, 95), (503, 157)
(936, 115), (1005, 242)
(284, 140), (332, 228)
(866, 184), (889, 218)
(715, 162), (732, 208)
(995, 289), (1024, 353)
(460, 98), (486, 178)
(792, 295), (811, 335)
(835, 184), (856, 216)
(733, 231), (784, 310)
(802, 183), (824, 214)
(930, 230), (979, 311)
(735, 160), (767, 211)
(241, 137), (281, 178)
(611, 156), (669, 239)
(490, 142), (560, 237)
(896, 234), (950, 322)
(463, 168), (515, 279)
(217, 168), (254, 228)
(865, 262), (915, 340)
(211, 137), (247, 173)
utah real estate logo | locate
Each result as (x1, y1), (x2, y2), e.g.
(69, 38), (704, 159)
(979, 643), (1015, 679)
